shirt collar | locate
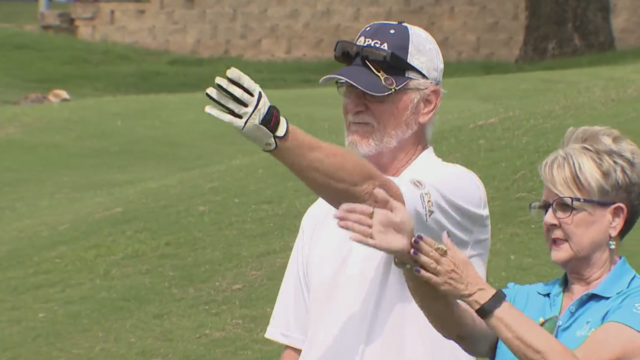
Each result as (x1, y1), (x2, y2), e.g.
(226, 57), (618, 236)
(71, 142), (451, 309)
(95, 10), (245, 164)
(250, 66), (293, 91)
(537, 257), (637, 298)
(417, 146), (436, 160)
(399, 147), (438, 176)
(415, 147), (438, 165)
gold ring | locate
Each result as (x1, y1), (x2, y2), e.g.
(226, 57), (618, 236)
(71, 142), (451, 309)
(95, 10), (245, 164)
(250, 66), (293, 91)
(434, 244), (448, 256)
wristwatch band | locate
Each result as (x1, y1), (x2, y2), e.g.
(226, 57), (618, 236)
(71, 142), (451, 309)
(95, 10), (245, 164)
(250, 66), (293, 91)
(475, 289), (507, 320)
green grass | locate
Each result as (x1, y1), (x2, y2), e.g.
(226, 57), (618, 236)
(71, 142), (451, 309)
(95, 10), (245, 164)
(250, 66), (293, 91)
(0, 26), (343, 104)
(2, 60), (640, 359)
(3, 21), (640, 360)
(4, 23), (640, 104)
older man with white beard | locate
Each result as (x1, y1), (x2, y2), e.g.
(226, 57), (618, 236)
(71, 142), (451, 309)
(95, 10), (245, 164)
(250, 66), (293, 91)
(202, 20), (492, 360)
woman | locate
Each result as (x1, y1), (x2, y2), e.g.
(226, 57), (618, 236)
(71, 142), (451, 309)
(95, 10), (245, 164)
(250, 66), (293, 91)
(334, 126), (640, 360)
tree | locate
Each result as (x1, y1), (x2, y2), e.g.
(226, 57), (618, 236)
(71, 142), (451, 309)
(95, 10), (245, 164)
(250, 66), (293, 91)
(516, 0), (616, 63)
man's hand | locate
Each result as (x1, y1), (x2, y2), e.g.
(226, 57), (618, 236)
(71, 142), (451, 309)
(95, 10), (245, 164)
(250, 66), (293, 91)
(203, 68), (404, 212)
(204, 67), (289, 152)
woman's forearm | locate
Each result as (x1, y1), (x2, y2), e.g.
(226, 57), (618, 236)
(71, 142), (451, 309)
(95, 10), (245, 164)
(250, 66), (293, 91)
(464, 286), (579, 360)
(403, 271), (498, 358)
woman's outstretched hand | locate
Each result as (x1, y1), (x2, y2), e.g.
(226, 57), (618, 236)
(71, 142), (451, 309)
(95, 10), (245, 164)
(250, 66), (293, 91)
(334, 187), (415, 262)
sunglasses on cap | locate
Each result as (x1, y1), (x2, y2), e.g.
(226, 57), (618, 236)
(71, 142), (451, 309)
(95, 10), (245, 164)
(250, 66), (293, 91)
(333, 40), (430, 81)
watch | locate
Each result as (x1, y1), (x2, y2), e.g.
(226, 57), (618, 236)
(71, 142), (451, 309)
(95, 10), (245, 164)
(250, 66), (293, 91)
(475, 289), (507, 320)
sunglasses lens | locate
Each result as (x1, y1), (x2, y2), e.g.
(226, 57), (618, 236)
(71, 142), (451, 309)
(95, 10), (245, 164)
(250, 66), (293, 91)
(334, 41), (358, 65)
(361, 46), (389, 62)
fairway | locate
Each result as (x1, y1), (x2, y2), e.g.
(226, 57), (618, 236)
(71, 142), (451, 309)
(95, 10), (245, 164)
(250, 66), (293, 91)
(2, 61), (640, 359)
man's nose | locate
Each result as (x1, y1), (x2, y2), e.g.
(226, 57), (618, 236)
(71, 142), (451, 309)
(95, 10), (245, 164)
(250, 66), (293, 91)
(344, 92), (368, 113)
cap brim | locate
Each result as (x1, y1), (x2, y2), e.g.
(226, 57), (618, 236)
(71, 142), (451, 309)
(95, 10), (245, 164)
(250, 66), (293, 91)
(319, 63), (411, 96)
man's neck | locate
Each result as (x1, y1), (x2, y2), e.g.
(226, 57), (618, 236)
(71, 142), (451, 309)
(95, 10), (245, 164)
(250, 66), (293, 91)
(366, 142), (429, 176)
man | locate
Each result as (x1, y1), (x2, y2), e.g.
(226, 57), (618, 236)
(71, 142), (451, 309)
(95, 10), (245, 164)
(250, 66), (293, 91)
(203, 20), (492, 360)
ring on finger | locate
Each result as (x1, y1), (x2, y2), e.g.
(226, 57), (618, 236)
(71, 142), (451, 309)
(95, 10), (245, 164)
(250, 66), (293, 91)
(434, 244), (448, 256)
(370, 206), (376, 219)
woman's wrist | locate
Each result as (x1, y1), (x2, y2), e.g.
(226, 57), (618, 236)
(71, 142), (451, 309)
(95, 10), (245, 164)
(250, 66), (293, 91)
(462, 283), (497, 311)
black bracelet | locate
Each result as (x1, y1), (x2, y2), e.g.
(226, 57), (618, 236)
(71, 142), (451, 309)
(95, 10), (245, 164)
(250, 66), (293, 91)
(475, 289), (507, 320)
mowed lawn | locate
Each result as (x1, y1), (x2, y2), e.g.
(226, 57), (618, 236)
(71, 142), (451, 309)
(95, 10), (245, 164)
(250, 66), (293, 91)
(2, 59), (640, 358)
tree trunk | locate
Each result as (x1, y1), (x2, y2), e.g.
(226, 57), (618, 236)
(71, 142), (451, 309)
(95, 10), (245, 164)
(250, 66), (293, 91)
(516, 0), (616, 63)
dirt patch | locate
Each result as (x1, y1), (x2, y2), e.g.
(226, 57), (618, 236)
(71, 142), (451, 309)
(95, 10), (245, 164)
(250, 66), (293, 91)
(0, 23), (40, 32)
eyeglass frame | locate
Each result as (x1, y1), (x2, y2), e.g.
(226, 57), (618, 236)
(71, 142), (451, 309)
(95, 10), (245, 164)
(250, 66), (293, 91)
(529, 196), (617, 221)
(334, 80), (431, 103)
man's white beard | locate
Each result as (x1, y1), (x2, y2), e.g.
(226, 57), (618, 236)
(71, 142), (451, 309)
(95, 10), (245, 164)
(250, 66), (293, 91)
(344, 110), (421, 157)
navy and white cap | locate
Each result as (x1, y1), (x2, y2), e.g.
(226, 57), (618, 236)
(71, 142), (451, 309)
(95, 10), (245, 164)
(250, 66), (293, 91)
(320, 21), (444, 96)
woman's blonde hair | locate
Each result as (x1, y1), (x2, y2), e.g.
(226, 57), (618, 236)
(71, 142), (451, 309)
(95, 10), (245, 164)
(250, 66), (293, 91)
(539, 126), (640, 239)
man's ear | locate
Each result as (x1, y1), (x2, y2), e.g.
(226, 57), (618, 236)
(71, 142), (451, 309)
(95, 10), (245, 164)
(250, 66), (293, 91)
(609, 203), (628, 238)
(418, 87), (442, 126)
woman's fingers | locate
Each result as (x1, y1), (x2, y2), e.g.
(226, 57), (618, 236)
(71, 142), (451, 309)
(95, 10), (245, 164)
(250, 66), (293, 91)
(409, 246), (441, 274)
(411, 235), (443, 264)
(420, 235), (440, 249)
(348, 232), (380, 249)
(336, 203), (375, 217)
(334, 204), (374, 239)
(372, 187), (395, 211)
(441, 231), (458, 256)
(336, 219), (372, 239)
(412, 266), (441, 286)
(334, 209), (374, 229)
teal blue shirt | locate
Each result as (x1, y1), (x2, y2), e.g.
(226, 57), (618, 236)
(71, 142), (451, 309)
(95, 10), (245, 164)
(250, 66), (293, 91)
(492, 257), (640, 360)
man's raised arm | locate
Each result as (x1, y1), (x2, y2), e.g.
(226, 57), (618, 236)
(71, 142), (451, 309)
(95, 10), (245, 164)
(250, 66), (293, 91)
(270, 125), (404, 209)
(203, 67), (404, 209)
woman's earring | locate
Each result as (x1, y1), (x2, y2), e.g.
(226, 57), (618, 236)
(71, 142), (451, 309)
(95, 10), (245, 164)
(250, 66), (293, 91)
(608, 238), (616, 250)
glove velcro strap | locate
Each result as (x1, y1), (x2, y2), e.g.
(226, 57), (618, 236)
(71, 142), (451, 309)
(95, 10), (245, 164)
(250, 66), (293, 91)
(261, 105), (288, 138)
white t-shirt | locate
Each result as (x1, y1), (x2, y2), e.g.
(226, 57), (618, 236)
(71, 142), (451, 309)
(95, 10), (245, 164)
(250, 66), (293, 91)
(265, 147), (491, 360)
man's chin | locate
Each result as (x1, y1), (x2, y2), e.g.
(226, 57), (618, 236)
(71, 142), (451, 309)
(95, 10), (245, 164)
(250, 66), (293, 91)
(345, 139), (380, 157)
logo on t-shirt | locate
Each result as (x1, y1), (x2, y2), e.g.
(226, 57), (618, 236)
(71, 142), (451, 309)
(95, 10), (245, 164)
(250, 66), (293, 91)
(410, 179), (425, 190)
(419, 190), (435, 222)
(576, 319), (594, 337)
(410, 179), (434, 222)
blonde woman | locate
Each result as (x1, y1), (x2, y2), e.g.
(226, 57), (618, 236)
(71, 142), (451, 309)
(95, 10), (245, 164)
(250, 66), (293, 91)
(334, 126), (640, 360)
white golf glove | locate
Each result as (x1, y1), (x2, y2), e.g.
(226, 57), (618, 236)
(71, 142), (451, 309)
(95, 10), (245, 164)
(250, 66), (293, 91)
(204, 67), (289, 152)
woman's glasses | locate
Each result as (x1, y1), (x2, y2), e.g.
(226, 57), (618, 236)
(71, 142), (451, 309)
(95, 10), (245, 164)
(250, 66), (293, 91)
(529, 196), (616, 221)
